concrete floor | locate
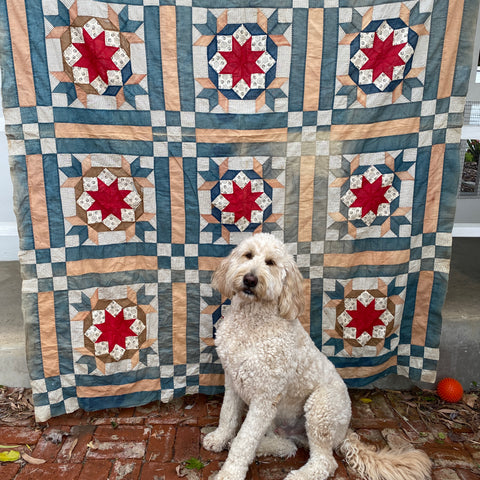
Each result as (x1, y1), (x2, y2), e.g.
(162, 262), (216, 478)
(0, 238), (479, 389)
(435, 238), (480, 388)
(0, 260), (28, 387)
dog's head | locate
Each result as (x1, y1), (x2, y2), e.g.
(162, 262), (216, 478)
(212, 233), (305, 320)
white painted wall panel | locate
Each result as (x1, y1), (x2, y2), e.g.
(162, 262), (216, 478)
(0, 72), (19, 260)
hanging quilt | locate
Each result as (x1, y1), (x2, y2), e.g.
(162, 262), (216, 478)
(0, 0), (478, 421)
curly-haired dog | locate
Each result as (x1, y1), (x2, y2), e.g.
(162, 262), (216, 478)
(203, 233), (431, 480)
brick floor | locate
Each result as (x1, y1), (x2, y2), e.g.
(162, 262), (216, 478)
(0, 391), (479, 479)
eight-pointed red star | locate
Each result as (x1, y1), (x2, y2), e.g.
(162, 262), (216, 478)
(350, 175), (390, 216)
(219, 36), (264, 87)
(222, 181), (263, 223)
(346, 300), (385, 339)
(95, 309), (136, 353)
(88, 178), (132, 220)
(360, 31), (406, 82)
(73, 30), (120, 84)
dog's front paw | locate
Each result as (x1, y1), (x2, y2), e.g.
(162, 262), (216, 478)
(203, 430), (229, 452)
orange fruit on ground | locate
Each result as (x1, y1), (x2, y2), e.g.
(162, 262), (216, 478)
(437, 378), (463, 403)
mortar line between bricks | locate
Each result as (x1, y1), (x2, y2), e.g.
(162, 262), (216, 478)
(138, 459), (148, 479)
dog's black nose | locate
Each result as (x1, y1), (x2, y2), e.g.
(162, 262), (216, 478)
(243, 273), (258, 289)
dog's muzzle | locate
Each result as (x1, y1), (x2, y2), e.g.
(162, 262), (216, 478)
(242, 273), (258, 296)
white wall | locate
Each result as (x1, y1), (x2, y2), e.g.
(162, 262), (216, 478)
(0, 72), (20, 261)
(454, 10), (480, 238)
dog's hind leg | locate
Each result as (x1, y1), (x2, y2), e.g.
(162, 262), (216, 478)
(256, 429), (297, 458)
(203, 374), (245, 453)
(285, 385), (350, 480)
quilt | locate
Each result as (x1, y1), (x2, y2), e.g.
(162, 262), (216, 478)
(0, 0), (478, 422)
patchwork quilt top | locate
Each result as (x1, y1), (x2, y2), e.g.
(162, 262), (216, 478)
(0, 0), (478, 421)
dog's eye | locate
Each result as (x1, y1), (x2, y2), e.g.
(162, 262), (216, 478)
(266, 259), (275, 266)
(244, 252), (253, 260)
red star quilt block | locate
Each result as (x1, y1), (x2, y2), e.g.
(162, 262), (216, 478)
(336, 3), (430, 108)
(46, 1), (147, 109)
(193, 8), (291, 113)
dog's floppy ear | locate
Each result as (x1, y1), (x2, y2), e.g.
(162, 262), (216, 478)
(212, 252), (235, 298)
(278, 257), (305, 320)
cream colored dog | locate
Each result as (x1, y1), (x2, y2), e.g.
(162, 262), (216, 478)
(203, 233), (431, 480)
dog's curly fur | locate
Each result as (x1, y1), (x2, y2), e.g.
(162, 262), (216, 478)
(203, 233), (431, 480)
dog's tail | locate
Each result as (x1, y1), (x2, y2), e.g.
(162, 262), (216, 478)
(337, 430), (431, 480)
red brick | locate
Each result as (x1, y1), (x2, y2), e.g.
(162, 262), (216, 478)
(424, 443), (476, 470)
(95, 408), (122, 418)
(428, 424), (457, 440)
(456, 468), (480, 480)
(356, 428), (389, 450)
(92, 417), (145, 426)
(3, 391), (479, 480)
(194, 416), (219, 428)
(146, 424), (176, 462)
(200, 461), (258, 480)
(94, 425), (151, 442)
(174, 426), (200, 462)
(139, 462), (179, 480)
(399, 420), (433, 441)
(0, 416), (36, 428)
(91, 408), (144, 426)
(181, 395), (209, 426)
(465, 443), (480, 461)
(78, 460), (112, 480)
(350, 417), (399, 430)
(254, 449), (309, 479)
(205, 397), (222, 419)
(45, 410), (85, 427)
(296, 448), (311, 463)
(331, 460), (350, 480)
(256, 463), (299, 480)
(15, 463), (82, 480)
(201, 460), (224, 480)
(84, 409), (122, 425)
(115, 417), (145, 426)
(0, 426), (42, 445)
(344, 465), (365, 480)
(117, 407), (136, 418)
(56, 425), (95, 463)
(134, 402), (161, 418)
(85, 441), (146, 460)
(30, 438), (63, 463)
(383, 392), (423, 421)
(199, 444), (228, 462)
(249, 460), (286, 480)
(255, 448), (309, 468)
(432, 468), (462, 480)
(350, 394), (375, 420)
(367, 392), (397, 419)
(229, 464), (257, 480)
(109, 460), (142, 480)
(31, 427), (72, 462)
(0, 463), (21, 480)
(149, 398), (186, 425)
